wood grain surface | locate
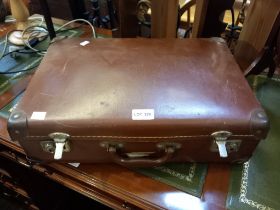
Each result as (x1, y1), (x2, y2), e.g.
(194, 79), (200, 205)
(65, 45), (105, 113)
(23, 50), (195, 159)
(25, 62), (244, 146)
(234, 0), (280, 70)
(151, 0), (179, 38)
(192, 0), (209, 38)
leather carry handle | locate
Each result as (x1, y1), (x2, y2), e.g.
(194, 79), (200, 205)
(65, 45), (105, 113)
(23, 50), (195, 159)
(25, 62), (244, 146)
(104, 143), (179, 167)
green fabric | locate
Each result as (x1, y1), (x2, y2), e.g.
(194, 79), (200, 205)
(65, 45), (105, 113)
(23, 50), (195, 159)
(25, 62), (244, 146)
(135, 163), (207, 197)
(0, 92), (23, 119)
(227, 74), (280, 210)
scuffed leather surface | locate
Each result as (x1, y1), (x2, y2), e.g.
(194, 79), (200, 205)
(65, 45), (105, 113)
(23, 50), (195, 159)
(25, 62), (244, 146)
(9, 38), (268, 162)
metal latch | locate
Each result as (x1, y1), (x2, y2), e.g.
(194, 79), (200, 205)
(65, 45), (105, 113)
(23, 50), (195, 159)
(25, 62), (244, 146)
(211, 131), (233, 158)
(40, 132), (70, 160)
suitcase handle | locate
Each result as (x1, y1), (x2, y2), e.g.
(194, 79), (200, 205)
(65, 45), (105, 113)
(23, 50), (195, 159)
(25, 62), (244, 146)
(106, 144), (177, 167)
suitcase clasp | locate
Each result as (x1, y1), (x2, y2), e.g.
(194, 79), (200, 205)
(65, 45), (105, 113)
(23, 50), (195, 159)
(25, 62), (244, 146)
(40, 132), (70, 160)
(211, 131), (242, 158)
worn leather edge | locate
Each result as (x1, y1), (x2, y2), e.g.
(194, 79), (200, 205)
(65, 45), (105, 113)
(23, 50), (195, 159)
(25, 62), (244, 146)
(250, 108), (270, 139)
(7, 110), (28, 142)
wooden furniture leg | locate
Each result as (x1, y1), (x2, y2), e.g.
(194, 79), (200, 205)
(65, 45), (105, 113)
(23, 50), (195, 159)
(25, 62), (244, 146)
(244, 12), (280, 77)
(113, 0), (138, 37)
(151, 0), (179, 38)
(234, 0), (280, 70)
(38, 0), (56, 39)
(192, 0), (209, 38)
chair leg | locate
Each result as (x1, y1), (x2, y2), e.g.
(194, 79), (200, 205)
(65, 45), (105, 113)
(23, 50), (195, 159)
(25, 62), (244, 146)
(38, 0), (56, 39)
(268, 61), (276, 78)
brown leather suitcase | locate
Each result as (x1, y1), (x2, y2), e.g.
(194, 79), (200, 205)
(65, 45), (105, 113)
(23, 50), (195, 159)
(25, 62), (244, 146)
(8, 38), (269, 167)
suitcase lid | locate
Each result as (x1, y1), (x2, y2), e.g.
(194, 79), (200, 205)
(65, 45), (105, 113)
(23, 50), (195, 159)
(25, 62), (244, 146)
(8, 38), (268, 139)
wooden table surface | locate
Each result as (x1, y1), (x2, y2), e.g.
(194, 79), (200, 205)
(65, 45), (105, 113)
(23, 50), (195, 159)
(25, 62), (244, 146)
(0, 18), (230, 210)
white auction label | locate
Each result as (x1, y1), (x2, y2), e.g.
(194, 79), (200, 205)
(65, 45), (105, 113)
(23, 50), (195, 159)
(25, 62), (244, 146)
(80, 40), (90, 46)
(68, 162), (80, 168)
(132, 109), (154, 120)
(31, 112), (46, 120)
